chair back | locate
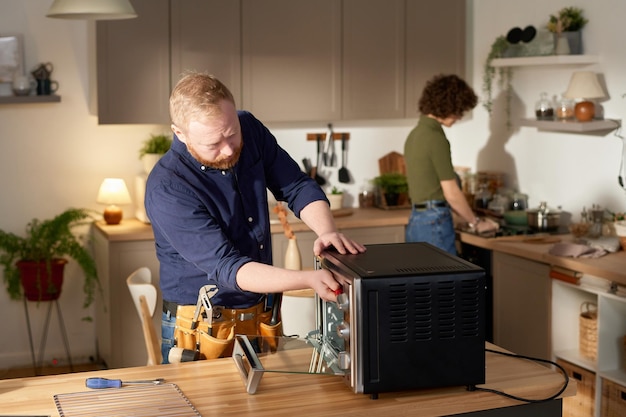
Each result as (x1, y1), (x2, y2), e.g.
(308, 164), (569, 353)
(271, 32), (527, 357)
(126, 267), (162, 365)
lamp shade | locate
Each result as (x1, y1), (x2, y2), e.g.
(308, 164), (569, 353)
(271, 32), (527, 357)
(563, 71), (605, 100)
(97, 178), (132, 225)
(46, 0), (137, 20)
(97, 178), (132, 205)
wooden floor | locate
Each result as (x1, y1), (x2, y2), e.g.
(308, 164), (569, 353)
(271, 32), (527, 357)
(0, 362), (106, 379)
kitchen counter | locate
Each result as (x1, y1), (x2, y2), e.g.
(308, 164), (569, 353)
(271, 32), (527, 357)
(270, 207), (410, 234)
(457, 231), (626, 286)
(93, 207), (411, 241)
(0, 343), (573, 417)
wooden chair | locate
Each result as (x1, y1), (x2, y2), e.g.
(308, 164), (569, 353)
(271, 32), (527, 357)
(126, 267), (162, 366)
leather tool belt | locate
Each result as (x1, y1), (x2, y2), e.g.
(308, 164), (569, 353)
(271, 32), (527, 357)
(172, 300), (283, 360)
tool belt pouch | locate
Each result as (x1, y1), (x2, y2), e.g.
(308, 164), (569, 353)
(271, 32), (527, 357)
(174, 306), (235, 360)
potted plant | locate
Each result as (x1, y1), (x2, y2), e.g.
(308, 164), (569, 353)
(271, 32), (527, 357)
(373, 172), (408, 207)
(326, 186), (344, 211)
(0, 208), (101, 311)
(482, 35), (513, 127)
(546, 7), (588, 55)
(139, 133), (172, 174)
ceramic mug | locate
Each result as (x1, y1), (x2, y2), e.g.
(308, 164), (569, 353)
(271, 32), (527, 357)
(36, 79), (59, 96)
(12, 75), (35, 96)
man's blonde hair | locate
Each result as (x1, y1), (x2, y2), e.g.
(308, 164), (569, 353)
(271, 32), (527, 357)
(169, 71), (236, 132)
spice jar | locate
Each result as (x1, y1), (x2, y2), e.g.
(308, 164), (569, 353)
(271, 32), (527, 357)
(555, 95), (575, 120)
(535, 92), (554, 121)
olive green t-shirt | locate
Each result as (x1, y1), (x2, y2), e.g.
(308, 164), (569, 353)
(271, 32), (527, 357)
(403, 115), (456, 203)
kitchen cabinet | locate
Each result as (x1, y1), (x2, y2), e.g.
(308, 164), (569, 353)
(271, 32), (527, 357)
(404, 0), (466, 117)
(96, 0), (467, 124)
(552, 277), (626, 416)
(92, 220), (160, 368)
(341, 0), (405, 120)
(241, 0), (341, 122)
(96, 0), (170, 124)
(492, 251), (552, 360)
(170, 0), (242, 105)
(272, 225), (405, 270)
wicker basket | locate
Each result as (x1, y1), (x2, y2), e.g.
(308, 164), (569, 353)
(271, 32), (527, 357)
(602, 379), (626, 417)
(557, 359), (595, 417)
(579, 302), (598, 361)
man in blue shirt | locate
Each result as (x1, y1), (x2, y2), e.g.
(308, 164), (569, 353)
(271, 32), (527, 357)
(146, 72), (365, 362)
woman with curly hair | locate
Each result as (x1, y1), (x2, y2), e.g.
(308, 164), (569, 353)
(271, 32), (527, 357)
(404, 74), (496, 254)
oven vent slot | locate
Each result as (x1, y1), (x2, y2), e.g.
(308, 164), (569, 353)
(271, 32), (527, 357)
(396, 265), (470, 274)
(389, 283), (409, 342)
(407, 278), (482, 342)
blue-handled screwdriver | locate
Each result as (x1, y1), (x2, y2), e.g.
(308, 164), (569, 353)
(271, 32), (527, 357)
(85, 377), (165, 389)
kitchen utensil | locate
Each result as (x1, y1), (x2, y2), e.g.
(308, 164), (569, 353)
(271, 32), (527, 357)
(85, 377), (165, 389)
(526, 201), (561, 231)
(338, 133), (350, 183)
(302, 158), (312, 177)
(312, 134), (326, 185)
(31, 62), (53, 80)
(323, 123), (336, 167)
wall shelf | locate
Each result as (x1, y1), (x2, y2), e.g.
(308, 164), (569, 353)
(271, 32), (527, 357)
(0, 95), (61, 104)
(520, 118), (620, 133)
(491, 54), (599, 68)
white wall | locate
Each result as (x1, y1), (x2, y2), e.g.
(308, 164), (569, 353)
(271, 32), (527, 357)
(0, 0), (624, 370)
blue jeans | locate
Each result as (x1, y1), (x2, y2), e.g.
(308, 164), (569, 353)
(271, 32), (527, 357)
(405, 205), (457, 255)
(161, 311), (176, 364)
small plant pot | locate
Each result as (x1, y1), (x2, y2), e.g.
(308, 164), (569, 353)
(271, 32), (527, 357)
(327, 194), (343, 211)
(17, 259), (67, 301)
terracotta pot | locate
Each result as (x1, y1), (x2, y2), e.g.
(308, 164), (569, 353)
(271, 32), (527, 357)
(17, 259), (67, 301)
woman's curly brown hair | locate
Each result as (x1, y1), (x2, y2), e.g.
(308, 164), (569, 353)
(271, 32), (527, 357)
(418, 74), (478, 118)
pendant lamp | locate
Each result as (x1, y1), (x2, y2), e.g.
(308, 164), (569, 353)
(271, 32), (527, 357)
(46, 0), (137, 20)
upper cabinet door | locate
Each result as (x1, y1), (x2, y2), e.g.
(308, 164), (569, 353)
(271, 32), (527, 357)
(170, 0), (242, 105)
(342, 0), (405, 120)
(241, 0), (341, 122)
(404, 0), (467, 118)
(96, 0), (170, 124)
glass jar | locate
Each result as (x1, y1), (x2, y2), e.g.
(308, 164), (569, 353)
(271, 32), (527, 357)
(535, 92), (554, 121)
(555, 95), (575, 121)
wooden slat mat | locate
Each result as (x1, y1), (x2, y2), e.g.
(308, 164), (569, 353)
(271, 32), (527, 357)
(54, 383), (200, 416)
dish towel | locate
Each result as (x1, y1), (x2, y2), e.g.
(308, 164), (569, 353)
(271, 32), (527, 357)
(548, 242), (607, 259)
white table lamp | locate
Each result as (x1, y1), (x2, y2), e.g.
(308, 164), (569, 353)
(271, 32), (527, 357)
(97, 178), (132, 225)
(563, 71), (606, 122)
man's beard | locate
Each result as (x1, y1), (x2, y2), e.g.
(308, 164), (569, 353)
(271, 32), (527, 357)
(188, 141), (243, 170)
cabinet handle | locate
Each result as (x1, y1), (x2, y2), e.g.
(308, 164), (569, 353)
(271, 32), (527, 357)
(572, 371), (582, 381)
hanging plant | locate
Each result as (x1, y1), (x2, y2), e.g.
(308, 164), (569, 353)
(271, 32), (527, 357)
(482, 35), (514, 129)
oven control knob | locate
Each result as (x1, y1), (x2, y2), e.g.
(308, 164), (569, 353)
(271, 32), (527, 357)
(336, 293), (349, 310)
(337, 351), (351, 370)
(336, 321), (350, 339)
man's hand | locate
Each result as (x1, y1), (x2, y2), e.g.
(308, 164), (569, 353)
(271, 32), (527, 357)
(308, 269), (345, 302)
(313, 231), (366, 256)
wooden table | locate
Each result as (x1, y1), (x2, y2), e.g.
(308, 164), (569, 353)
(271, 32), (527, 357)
(0, 344), (574, 417)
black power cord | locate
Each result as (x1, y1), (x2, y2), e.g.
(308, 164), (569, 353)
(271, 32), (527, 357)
(467, 348), (570, 403)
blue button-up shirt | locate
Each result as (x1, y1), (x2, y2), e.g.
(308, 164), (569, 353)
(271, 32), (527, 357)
(145, 111), (327, 308)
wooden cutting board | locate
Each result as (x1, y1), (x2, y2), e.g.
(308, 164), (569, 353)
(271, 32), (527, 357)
(378, 151), (406, 175)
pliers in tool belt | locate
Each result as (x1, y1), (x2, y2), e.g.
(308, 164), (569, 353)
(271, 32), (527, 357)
(191, 284), (218, 335)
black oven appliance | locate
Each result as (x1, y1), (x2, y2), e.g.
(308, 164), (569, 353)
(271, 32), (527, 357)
(315, 242), (486, 396)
